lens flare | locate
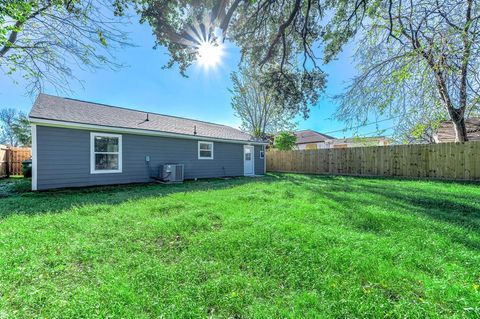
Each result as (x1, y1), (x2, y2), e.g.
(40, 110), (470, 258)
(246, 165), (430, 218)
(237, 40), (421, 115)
(196, 40), (224, 68)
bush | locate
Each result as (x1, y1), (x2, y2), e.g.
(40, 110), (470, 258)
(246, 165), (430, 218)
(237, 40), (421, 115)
(275, 132), (297, 150)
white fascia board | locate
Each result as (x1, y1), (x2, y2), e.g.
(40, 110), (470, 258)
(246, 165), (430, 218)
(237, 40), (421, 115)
(29, 117), (269, 146)
(31, 124), (37, 191)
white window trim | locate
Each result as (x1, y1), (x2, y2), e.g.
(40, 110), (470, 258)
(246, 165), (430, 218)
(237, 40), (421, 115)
(259, 145), (265, 159)
(90, 132), (123, 174)
(198, 141), (214, 160)
(31, 124), (37, 191)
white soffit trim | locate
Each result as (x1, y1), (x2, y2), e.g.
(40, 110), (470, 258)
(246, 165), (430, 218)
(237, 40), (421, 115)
(31, 124), (37, 191)
(29, 117), (269, 146)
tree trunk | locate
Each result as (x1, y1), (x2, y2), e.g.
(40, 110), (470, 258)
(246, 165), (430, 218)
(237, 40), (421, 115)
(451, 115), (468, 143)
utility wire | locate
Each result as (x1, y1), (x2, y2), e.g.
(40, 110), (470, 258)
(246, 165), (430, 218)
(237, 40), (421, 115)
(335, 127), (396, 139)
(360, 127), (395, 137)
(322, 116), (401, 135)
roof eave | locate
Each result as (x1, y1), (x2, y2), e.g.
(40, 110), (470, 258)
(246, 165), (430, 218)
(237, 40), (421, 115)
(29, 117), (269, 145)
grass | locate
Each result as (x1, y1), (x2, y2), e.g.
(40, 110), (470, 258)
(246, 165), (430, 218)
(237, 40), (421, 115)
(0, 174), (479, 318)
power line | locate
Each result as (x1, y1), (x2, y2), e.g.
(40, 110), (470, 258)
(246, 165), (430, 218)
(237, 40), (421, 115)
(335, 127), (395, 139)
(322, 116), (401, 135)
(360, 127), (395, 137)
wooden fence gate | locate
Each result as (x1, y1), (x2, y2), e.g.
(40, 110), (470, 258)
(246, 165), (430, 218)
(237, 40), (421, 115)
(0, 147), (32, 177)
(266, 141), (480, 181)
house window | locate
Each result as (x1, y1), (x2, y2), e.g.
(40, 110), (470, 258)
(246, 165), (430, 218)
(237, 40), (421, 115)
(198, 141), (213, 159)
(245, 148), (252, 161)
(260, 146), (265, 159)
(90, 133), (122, 174)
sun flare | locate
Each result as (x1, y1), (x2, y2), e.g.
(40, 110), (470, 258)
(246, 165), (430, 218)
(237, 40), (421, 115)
(196, 40), (224, 68)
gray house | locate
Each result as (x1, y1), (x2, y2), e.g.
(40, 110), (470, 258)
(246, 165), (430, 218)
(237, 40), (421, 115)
(29, 94), (267, 190)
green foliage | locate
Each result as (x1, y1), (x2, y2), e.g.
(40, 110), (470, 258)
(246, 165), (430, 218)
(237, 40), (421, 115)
(0, 0), (129, 95)
(134, 0), (326, 117)
(11, 112), (31, 146)
(0, 174), (479, 317)
(332, 0), (480, 142)
(230, 64), (298, 138)
(0, 108), (30, 146)
(262, 66), (326, 119)
(411, 124), (430, 141)
(274, 132), (297, 150)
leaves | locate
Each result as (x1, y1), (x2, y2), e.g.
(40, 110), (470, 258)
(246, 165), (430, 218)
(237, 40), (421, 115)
(274, 132), (297, 150)
(0, 0), (131, 95)
(98, 31), (108, 47)
(334, 0), (480, 142)
(0, 108), (30, 146)
(230, 63), (299, 138)
(136, 0), (326, 116)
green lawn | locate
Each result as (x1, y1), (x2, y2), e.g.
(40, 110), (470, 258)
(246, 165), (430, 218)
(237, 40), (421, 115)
(0, 174), (479, 318)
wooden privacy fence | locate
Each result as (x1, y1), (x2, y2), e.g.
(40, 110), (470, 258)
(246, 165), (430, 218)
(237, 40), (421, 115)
(0, 147), (31, 177)
(266, 141), (480, 181)
(0, 147), (6, 177)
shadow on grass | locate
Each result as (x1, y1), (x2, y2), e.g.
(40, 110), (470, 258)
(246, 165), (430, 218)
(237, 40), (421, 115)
(281, 173), (480, 238)
(0, 176), (272, 219)
(2, 173), (479, 247)
(287, 175), (480, 251)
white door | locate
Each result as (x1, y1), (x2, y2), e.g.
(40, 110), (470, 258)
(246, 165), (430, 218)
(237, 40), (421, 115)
(243, 145), (254, 176)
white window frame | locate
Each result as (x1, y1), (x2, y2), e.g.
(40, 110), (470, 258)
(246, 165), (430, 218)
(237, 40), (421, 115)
(259, 146), (265, 159)
(198, 141), (214, 160)
(90, 132), (123, 174)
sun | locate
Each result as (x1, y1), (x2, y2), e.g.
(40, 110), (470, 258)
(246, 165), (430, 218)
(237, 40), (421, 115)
(196, 40), (224, 68)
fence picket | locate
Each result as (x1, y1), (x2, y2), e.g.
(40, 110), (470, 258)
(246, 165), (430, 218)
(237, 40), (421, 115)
(267, 141), (480, 181)
(0, 147), (31, 177)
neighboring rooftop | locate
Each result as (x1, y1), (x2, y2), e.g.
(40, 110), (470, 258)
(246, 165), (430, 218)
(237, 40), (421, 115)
(294, 130), (335, 144)
(435, 117), (480, 143)
(334, 136), (389, 143)
(29, 94), (259, 142)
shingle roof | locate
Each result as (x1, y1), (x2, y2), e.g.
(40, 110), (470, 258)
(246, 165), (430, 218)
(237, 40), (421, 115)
(294, 130), (335, 144)
(435, 117), (480, 142)
(29, 94), (262, 143)
(334, 136), (388, 143)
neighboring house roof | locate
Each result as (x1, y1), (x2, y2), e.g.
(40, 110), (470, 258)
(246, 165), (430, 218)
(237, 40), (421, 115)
(333, 136), (389, 143)
(294, 130), (335, 144)
(435, 117), (480, 143)
(29, 94), (262, 143)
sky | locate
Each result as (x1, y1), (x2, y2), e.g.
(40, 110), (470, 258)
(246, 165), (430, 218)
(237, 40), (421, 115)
(0, 14), (394, 139)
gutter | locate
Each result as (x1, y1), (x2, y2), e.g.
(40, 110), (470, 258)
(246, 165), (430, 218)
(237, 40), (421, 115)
(29, 117), (269, 146)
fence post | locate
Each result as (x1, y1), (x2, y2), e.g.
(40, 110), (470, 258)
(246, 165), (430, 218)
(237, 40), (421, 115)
(6, 148), (10, 178)
(266, 141), (480, 181)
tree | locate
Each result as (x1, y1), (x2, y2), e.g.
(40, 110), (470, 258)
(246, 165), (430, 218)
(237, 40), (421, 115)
(230, 64), (298, 138)
(0, 108), (17, 146)
(12, 112), (31, 146)
(393, 108), (447, 144)
(0, 0), (130, 95)
(274, 132), (297, 151)
(130, 0), (480, 142)
(0, 108), (30, 146)
(332, 0), (480, 142)
(131, 0), (327, 118)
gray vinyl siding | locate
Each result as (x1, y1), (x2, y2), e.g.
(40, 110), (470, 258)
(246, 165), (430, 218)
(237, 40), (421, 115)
(254, 145), (265, 175)
(36, 126), (264, 190)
